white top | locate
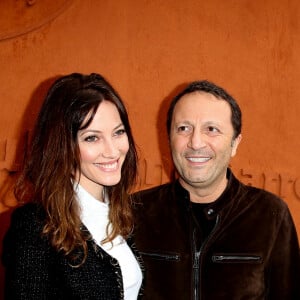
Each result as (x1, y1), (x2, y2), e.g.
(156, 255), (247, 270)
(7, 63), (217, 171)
(76, 184), (142, 300)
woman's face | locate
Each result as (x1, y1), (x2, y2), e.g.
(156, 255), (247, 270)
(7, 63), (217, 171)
(76, 100), (129, 200)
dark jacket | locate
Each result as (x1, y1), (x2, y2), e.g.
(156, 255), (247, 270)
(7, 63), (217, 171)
(2, 203), (143, 300)
(132, 169), (300, 300)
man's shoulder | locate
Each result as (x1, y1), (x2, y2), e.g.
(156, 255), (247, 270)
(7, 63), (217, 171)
(240, 182), (289, 212)
(133, 182), (173, 196)
(132, 182), (175, 206)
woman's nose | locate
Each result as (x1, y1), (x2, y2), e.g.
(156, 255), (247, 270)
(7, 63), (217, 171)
(102, 138), (119, 158)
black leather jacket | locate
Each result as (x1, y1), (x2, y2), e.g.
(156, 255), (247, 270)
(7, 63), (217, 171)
(132, 169), (300, 300)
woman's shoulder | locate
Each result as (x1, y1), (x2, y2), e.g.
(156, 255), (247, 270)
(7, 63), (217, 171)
(9, 202), (45, 232)
(12, 201), (44, 217)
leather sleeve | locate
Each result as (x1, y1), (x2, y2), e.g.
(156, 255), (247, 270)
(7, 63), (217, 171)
(266, 206), (300, 299)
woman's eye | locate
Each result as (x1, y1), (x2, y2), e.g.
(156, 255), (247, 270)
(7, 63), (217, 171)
(84, 135), (98, 142)
(115, 128), (126, 136)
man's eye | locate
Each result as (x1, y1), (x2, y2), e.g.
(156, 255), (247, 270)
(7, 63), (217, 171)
(177, 126), (191, 133)
(207, 126), (220, 134)
(84, 135), (98, 142)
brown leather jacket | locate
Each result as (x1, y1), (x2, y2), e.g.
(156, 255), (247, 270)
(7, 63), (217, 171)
(133, 169), (300, 300)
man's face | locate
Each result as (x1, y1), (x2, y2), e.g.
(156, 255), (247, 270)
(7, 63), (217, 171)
(170, 91), (241, 196)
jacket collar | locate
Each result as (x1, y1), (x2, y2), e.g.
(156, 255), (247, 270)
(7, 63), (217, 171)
(174, 169), (242, 220)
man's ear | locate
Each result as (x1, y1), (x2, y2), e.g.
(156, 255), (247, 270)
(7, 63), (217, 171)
(231, 134), (242, 157)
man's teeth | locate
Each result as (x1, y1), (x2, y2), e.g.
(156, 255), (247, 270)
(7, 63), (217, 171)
(187, 157), (210, 163)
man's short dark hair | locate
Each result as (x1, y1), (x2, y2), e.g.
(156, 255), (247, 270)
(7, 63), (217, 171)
(166, 80), (242, 139)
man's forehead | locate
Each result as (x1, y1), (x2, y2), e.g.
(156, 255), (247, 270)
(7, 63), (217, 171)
(173, 92), (231, 115)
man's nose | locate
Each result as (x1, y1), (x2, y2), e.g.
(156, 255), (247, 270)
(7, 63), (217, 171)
(188, 131), (206, 150)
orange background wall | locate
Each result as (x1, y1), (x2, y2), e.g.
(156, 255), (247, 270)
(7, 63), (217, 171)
(0, 0), (299, 296)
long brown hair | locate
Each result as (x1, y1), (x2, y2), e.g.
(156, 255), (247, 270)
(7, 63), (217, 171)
(15, 73), (138, 262)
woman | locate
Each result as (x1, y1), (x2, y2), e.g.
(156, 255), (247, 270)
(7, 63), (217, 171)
(2, 73), (143, 299)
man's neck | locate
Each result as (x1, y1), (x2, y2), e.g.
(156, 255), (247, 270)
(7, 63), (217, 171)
(179, 177), (228, 204)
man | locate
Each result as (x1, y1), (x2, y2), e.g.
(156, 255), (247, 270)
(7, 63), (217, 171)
(133, 80), (300, 299)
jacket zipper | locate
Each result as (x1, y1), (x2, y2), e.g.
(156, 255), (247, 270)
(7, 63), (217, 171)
(193, 246), (200, 300)
(192, 215), (220, 300)
(139, 251), (180, 261)
(212, 255), (261, 262)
